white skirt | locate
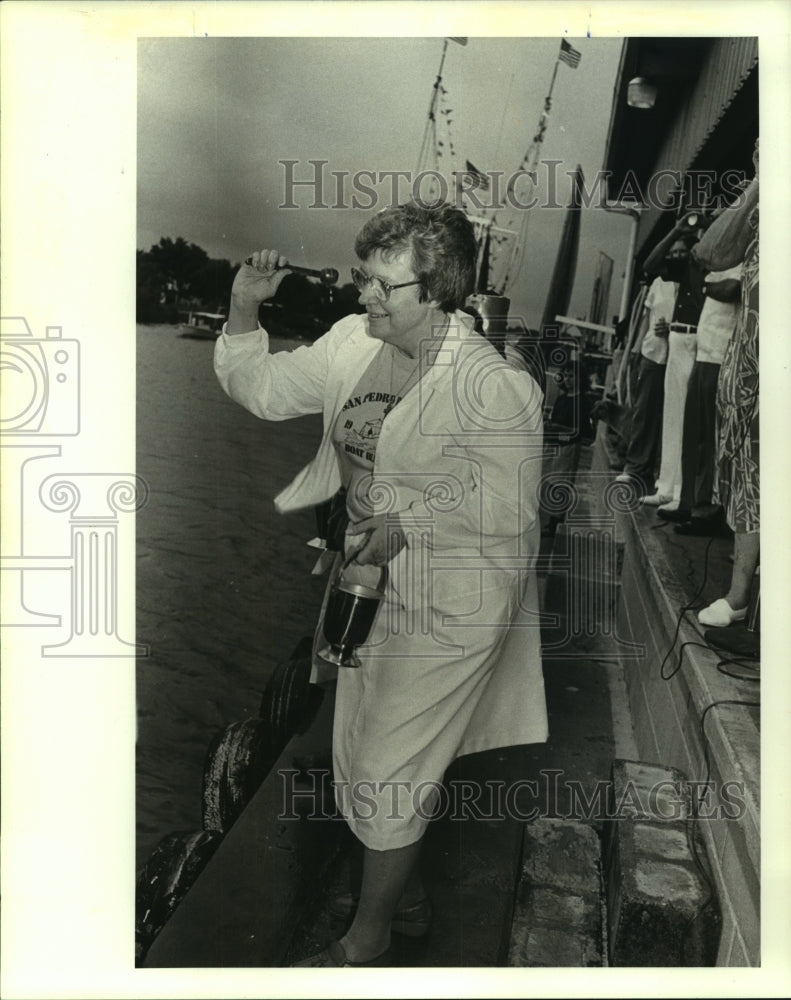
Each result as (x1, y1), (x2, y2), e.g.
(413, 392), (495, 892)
(314, 566), (548, 851)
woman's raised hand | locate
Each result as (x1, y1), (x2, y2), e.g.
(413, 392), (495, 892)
(232, 249), (292, 305)
(227, 248), (292, 335)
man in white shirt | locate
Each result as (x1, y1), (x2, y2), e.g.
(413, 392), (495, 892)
(615, 276), (678, 489)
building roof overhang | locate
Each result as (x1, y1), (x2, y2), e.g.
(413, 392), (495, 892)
(602, 37), (713, 202)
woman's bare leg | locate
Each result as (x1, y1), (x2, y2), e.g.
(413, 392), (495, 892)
(724, 531), (759, 610)
(339, 838), (424, 962)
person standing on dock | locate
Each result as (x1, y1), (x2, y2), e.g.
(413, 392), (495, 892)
(615, 275), (678, 491)
(214, 201), (548, 967)
(638, 212), (709, 511)
(693, 146), (760, 628)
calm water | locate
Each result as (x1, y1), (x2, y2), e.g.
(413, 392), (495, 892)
(135, 325), (326, 870)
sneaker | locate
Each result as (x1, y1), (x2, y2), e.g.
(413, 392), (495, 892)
(697, 598), (748, 628)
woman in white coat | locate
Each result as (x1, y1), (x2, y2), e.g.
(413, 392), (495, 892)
(214, 202), (547, 966)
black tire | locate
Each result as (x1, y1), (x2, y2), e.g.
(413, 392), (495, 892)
(135, 829), (223, 965)
(202, 718), (277, 832)
(259, 635), (323, 751)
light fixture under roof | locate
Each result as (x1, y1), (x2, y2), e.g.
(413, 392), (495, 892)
(627, 77), (658, 109)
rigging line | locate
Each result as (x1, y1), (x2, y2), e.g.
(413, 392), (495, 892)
(415, 38), (448, 176)
(493, 66), (516, 167)
(435, 78), (457, 172)
(498, 53), (562, 293)
(503, 99), (553, 288)
(416, 98), (440, 177)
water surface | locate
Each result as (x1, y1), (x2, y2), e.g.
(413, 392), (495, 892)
(136, 325), (325, 869)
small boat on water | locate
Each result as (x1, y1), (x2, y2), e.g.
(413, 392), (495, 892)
(178, 310), (227, 339)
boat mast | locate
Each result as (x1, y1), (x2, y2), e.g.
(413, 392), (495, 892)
(539, 164), (584, 332)
(415, 39), (449, 181)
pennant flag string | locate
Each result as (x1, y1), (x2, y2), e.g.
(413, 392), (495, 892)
(493, 39), (581, 292)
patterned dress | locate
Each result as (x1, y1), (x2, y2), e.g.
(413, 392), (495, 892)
(714, 206), (759, 532)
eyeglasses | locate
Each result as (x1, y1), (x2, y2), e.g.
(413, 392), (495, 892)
(351, 266), (421, 302)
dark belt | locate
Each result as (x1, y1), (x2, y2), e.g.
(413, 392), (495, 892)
(670, 322), (697, 334)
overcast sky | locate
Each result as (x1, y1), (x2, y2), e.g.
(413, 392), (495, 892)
(138, 35), (632, 327)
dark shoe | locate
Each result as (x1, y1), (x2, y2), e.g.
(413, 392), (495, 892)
(328, 894), (432, 938)
(656, 506), (692, 524)
(292, 938), (390, 967)
(673, 515), (732, 538)
(704, 625), (760, 663)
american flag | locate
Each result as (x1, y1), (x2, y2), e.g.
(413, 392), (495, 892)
(558, 39), (582, 69)
(464, 160), (490, 191)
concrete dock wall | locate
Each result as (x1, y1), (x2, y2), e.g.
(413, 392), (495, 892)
(614, 508), (759, 966)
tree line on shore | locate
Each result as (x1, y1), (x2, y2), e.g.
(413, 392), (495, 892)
(137, 236), (362, 338)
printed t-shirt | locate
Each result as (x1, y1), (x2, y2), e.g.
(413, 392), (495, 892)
(332, 341), (421, 523)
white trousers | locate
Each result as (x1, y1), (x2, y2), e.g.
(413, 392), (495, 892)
(655, 331), (697, 500)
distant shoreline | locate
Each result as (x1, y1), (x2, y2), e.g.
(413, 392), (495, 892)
(137, 321), (317, 349)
